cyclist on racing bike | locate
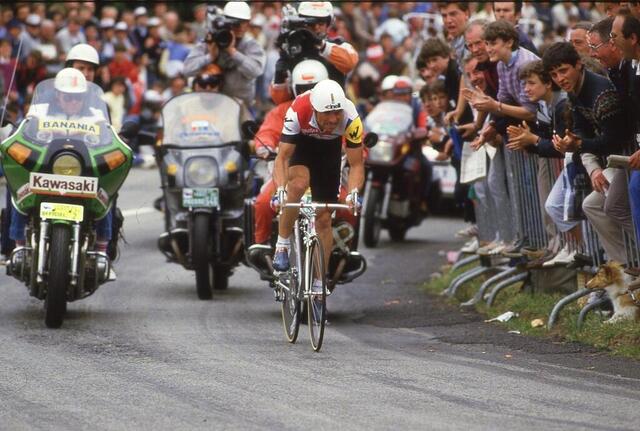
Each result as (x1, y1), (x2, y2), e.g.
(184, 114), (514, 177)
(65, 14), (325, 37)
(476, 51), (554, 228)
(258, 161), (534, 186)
(271, 79), (364, 283)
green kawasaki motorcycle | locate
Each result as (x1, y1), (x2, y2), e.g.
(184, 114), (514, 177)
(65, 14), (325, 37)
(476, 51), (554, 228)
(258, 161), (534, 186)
(0, 78), (132, 328)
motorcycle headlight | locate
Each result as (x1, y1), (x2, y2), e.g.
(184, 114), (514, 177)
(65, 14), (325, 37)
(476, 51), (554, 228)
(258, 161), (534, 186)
(369, 140), (394, 162)
(185, 157), (218, 187)
(52, 154), (82, 176)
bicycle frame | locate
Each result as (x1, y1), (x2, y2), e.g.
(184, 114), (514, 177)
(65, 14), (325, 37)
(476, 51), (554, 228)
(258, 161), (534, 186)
(274, 202), (352, 298)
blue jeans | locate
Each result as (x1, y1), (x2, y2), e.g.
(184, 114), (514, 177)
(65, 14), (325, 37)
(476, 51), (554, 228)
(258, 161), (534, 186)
(629, 170), (640, 243)
(10, 203), (112, 242)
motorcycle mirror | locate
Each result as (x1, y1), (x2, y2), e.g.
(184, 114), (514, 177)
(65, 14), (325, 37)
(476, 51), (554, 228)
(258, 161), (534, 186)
(119, 121), (140, 141)
(241, 120), (258, 140)
(364, 132), (378, 148)
(236, 140), (251, 161)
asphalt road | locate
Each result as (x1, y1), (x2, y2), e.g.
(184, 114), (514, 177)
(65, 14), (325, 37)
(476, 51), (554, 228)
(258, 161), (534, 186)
(1, 168), (639, 431)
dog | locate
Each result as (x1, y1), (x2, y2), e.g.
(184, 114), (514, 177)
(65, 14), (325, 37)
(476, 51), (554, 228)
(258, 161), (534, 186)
(586, 262), (640, 323)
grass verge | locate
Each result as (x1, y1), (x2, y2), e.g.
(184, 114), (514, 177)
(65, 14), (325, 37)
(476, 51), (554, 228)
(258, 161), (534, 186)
(425, 265), (640, 360)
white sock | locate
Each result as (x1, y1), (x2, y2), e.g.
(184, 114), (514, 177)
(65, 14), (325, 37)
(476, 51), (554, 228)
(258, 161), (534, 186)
(276, 236), (290, 249)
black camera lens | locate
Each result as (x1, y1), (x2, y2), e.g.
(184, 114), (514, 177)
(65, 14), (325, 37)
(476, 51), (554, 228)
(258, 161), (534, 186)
(214, 29), (233, 49)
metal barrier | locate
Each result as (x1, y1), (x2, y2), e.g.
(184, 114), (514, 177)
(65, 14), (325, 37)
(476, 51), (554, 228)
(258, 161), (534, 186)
(449, 132), (640, 329)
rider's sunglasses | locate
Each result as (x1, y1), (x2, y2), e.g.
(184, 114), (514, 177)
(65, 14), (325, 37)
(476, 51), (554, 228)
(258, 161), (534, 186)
(60, 93), (84, 102)
(196, 74), (222, 89)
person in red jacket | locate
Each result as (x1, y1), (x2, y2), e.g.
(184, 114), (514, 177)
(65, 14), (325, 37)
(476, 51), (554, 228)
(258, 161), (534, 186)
(108, 44), (139, 83)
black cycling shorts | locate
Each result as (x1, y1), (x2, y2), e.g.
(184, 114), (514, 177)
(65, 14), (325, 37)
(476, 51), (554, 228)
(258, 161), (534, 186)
(289, 135), (342, 203)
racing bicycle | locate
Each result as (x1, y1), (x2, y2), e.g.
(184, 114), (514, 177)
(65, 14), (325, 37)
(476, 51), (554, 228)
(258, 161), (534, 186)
(274, 201), (355, 352)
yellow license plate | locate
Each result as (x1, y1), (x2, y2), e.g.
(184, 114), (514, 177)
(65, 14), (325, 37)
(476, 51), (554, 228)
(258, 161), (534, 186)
(39, 202), (84, 222)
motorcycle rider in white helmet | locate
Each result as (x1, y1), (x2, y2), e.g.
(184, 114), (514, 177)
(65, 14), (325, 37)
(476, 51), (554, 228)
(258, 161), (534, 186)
(271, 1), (359, 104)
(270, 79), (364, 284)
(9, 69), (116, 274)
(183, 1), (266, 108)
(65, 43), (100, 82)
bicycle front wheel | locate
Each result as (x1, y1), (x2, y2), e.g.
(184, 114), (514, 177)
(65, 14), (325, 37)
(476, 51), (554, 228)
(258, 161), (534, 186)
(281, 227), (302, 343)
(306, 236), (327, 352)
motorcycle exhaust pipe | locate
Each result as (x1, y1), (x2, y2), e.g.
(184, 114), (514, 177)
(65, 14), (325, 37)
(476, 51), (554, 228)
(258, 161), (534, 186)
(171, 237), (188, 267)
(381, 178), (393, 221)
(36, 220), (50, 284)
(70, 222), (81, 287)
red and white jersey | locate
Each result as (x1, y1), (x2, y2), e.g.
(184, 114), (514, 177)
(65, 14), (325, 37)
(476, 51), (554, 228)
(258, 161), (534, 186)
(280, 91), (363, 148)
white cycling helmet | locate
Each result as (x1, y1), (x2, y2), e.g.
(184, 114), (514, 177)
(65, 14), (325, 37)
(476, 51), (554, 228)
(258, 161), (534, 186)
(291, 59), (329, 97)
(223, 1), (251, 21)
(381, 75), (399, 92)
(55, 68), (88, 94)
(66, 43), (100, 67)
(310, 79), (346, 112)
(298, 2), (333, 24)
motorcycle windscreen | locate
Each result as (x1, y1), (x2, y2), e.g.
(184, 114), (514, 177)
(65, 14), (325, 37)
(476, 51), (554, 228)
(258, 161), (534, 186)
(22, 78), (112, 148)
(364, 101), (413, 136)
(161, 93), (242, 147)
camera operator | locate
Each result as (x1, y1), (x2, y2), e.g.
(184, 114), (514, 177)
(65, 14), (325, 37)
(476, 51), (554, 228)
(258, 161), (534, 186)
(270, 1), (358, 104)
(183, 1), (265, 109)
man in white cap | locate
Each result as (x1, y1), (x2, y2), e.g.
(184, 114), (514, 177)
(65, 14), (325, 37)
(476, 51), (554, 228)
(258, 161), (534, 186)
(184, 1), (265, 108)
(19, 14), (42, 60)
(132, 6), (149, 49)
(143, 16), (165, 85)
(100, 18), (117, 63)
(114, 21), (135, 56)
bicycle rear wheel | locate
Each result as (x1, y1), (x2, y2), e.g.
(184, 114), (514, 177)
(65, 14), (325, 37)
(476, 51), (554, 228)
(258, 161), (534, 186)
(281, 226), (302, 343)
(306, 236), (327, 351)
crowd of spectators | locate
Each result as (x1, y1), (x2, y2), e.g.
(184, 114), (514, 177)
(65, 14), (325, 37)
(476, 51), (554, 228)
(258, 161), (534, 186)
(4, 1), (640, 283)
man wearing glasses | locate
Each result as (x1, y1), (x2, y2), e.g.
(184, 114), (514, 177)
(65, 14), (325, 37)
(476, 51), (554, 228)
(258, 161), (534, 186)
(610, 10), (640, 245)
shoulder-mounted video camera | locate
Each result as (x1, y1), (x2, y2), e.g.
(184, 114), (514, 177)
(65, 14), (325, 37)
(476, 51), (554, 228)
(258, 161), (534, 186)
(205, 6), (238, 49)
(277, 4), (323, 59)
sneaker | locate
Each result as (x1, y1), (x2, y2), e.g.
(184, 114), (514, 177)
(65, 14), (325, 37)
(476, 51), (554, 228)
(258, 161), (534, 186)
(501, 237), (528, 258)
(476, 241), (498, 256)
(460, 237), (479, 253)
(477, 240), (507, 256)
(107, 267), (117, 282)
(542, 246), (576, 267)
(272, 246), (290, 272)
(521, 247), (548, 260)
(455, 225), (479, 239)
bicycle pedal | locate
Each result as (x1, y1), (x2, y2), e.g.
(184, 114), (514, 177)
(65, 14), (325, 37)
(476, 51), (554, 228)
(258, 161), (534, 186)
(273, 290), (283, 302)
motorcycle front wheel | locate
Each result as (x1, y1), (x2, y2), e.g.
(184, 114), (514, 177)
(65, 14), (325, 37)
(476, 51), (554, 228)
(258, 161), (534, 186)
(193, 213), (213, 300)
(45, 224), (70, 328)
